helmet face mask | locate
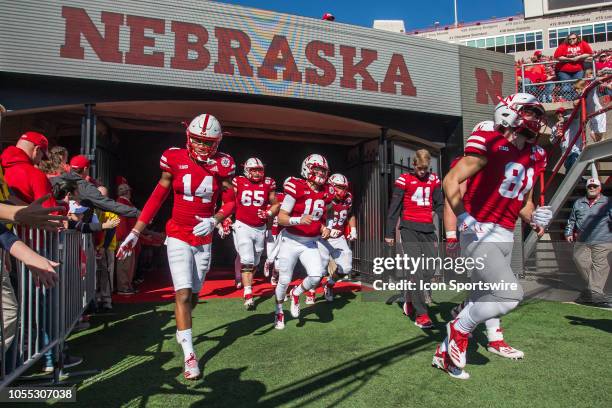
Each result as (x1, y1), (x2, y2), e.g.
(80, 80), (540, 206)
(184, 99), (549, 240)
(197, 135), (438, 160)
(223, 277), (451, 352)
(301, 154), (329, 186)
(494, 93), (544, 141)
(185, 114), (223, 162)
(328, 173), (348, 198)
(243, 157), (265, 182)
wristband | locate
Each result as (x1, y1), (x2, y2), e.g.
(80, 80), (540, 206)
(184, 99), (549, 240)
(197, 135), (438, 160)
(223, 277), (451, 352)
(350, 227), (357, 234)
(289, 217), (301, 226)
(446, 230), (457, 239)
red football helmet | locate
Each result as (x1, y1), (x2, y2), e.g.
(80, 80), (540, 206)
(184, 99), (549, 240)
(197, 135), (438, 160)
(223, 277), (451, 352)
(185, 114), (224, 162)
(243, 157), (264, 182)
(301, 154), (329, 186)
(328, 173), (348, 199)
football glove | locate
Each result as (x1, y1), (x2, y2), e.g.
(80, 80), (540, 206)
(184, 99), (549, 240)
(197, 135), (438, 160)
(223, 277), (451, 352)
(117, 229), (140, 260)
(330, 229), (342, 238)
(445, 237), (460, 258)
(531, 205), (553, 228)
(217, 218), (233, 239)
(193, 216), (218, 237)
(348, 227), (357, 241)
(457, 212), (480, 233)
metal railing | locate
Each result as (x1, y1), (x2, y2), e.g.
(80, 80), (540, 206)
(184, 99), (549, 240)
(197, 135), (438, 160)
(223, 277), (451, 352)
(0, 228), (96, 390)
(520, 59), (597, 102)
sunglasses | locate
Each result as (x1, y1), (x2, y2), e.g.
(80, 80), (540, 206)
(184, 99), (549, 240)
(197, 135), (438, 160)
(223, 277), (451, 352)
(568, 37), (577, 41)
(587, 185), (599, 189)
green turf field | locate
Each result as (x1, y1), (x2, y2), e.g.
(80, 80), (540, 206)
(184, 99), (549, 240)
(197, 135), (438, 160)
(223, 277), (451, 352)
(54, 293), (611, 407)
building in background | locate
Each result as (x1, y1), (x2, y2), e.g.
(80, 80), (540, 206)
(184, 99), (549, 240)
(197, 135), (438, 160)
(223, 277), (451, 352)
(375, 0), (612, 60)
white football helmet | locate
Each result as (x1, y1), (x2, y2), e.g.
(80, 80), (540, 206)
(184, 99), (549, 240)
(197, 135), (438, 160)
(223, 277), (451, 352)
(328, 173), (349, 199)
(185, 114), (224, 162)
(494, 93), (545, 139)
(301, 154), (329, 186)
(243, 157), (264, 182)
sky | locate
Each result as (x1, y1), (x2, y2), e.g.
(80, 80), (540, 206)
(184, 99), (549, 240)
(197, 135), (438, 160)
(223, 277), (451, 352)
(213, 0), (526, 31)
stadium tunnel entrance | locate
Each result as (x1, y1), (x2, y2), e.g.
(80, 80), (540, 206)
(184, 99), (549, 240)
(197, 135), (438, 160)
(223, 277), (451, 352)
(0, 99), (456, 273)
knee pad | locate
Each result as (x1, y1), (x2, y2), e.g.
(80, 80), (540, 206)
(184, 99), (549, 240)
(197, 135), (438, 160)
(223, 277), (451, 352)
(241, 264), (255, 274)
(302, 275), (322, 291)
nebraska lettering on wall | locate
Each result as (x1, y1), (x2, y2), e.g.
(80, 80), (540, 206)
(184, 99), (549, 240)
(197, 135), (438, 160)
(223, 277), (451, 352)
(59, 6), (417, 97)
(474, 68), (503, 105)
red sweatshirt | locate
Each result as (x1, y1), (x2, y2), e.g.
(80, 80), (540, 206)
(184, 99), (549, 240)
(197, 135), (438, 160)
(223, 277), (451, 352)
(554, 41), (593, 73)
(0, 146), (56, 207)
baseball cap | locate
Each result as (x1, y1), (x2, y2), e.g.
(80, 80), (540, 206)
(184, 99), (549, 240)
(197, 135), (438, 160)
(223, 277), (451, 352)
(68, 200), (89, 214)
(533, 50), (542, 57)
(555, 107), (566, 115)
(586, 177), (601, 187)
(70, 154), (90, 169)
(322, 12), (335, 21)
(20, 131), (49, 158)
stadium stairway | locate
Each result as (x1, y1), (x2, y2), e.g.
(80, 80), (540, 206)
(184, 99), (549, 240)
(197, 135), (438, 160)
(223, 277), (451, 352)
(523, 138), (612, 286)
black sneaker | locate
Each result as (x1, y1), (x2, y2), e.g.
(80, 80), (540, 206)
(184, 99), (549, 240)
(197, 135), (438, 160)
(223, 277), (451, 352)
(117, 289), (136, 296)
(62, 354), (83, 369)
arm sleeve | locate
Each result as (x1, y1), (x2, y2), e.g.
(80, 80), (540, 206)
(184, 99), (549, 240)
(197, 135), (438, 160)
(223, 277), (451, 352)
(81, 183), (140, 217)
(564, 203), (577, 236)
(0, 223), (19, 251)
(432, 185), (444, 222)
(280, 195), (296, 213)
(385, 186), (404, 239)
(217, 182), (235, 217)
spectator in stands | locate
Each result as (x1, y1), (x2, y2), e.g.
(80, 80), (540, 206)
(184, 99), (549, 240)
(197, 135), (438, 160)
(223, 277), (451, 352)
(554, 33), (593, 100)
(322, 12), (335, 21)
(550, 107), (582, 171)
(524, 51), (555, 103)
(565, 177), (612, 308)
(115, 183), (139, 295)
(51, 155), (140, 218)
(94, 186), (119, 311)
(0, 132), (56, 208)
(39, 146), (70, 179)
(574, 79), (607, 143)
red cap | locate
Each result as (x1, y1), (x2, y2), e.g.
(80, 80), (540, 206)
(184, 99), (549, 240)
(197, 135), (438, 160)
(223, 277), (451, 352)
(533, 50), (542, 57)
(555, 107), (566, 114)
(115, 175), (129, 186)
(20, 131), (49, 158)
(322, 13), (335, 21)
(70, 154), (90, 169)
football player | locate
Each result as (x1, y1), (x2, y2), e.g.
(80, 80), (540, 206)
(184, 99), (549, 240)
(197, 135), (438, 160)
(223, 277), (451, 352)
(433, 93), (551, 379)
(274, 154), (335, 329)
(116, 114), (236, 380)
(231, 157), (279, 310)
(264, 190), (285, 287)
(385, 149), (443, 329)
(312, 173), (357, 303)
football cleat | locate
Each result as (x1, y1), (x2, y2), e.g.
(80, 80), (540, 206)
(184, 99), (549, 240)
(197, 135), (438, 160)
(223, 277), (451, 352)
(289, 288), (301, 318)
(432, 342), (470, 380)
(403, 301), (414, 317)
(324, 284), (334, 302)
(487, 340), (525, 360)
(244, 295), (255, 311)
(183, 353), (201, 380)
(447, 319), (469, 369)
(274, 312), (285, 330)
(305, 290), (316, 305)
(415, 314), (434, 329)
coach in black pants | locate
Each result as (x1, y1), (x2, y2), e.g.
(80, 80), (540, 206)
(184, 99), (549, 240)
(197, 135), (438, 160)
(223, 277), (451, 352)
(384, 149), (443, 329)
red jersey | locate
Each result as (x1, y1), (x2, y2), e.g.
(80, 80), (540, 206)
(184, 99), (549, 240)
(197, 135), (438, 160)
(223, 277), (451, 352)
(159, 148), (235, 246)
(271, 192), (285, 236)
(394, 172), (441, 224)
(283, 177), (334, 237)
(330, 192), (353, 230)
(232, 175), (276, 227)
(463, 120), (547, 230)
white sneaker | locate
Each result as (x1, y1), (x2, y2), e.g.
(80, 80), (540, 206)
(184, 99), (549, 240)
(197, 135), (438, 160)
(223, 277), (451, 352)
(305, 290), (316, 305)
(244, 296), (255, 310)
(290, 288), (300, 318)
(274, 312), (285, 330)
(487, 340), (525, 359)
(183, 353), (201, 380)
(324, 284), (334, 302)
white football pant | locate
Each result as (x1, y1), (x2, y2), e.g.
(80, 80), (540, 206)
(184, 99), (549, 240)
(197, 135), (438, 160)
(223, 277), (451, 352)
(166, 237), (211, 292)
(318, 236), (352, 276)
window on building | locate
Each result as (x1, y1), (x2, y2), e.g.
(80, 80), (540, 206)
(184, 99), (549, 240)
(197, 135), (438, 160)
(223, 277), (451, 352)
(608, 22), (612, 41)
(549, 21), (612, 47)
(582, 25), (594, 43)
(594, 23), (606, 42)
(462, 30), (542, 54)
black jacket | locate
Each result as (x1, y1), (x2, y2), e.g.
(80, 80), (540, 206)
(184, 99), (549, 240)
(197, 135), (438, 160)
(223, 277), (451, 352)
(51, 171), (140, 218)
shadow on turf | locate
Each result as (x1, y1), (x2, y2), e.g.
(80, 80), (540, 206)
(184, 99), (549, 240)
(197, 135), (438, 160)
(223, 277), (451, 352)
(566, 315), (612, 333)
